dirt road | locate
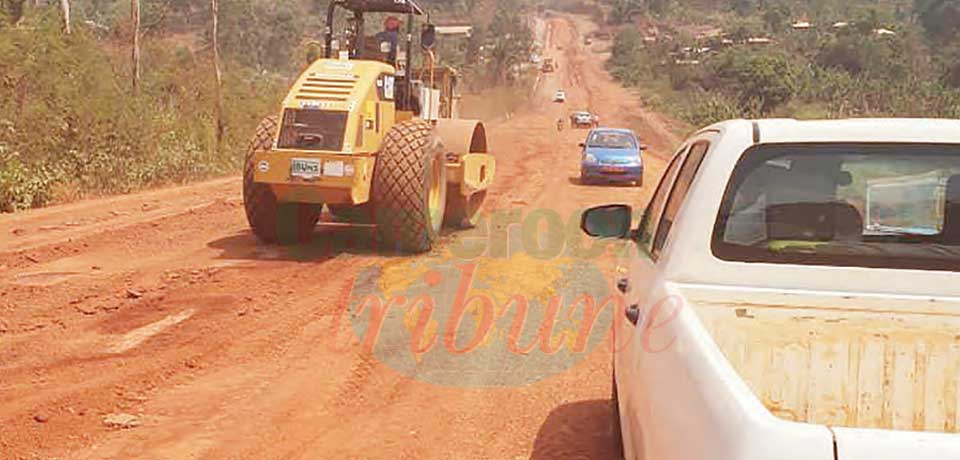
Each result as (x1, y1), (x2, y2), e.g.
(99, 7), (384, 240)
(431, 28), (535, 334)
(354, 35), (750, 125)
(0, 16), (683, 460)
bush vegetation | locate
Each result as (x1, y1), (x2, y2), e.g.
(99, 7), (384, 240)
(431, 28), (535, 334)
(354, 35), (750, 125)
(0, 0), (535, 212)
(0, 2), (296, 212)
(603, 0), (960, 127)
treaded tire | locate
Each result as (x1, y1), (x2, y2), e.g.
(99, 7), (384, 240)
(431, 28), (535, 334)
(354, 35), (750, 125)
(444, 189), (486, 229)
(372, 120), (447, 253)
(243, 116), (321, 245)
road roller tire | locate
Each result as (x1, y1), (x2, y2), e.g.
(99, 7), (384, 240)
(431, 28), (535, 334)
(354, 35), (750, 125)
(372, 120), (447, 253)
(243, 116), (320, 245)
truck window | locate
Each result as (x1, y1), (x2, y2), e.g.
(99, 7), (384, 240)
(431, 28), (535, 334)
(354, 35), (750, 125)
(652, 141), (711, 257)
(713, 143), (960, 271)
(637, 145), (687, 257)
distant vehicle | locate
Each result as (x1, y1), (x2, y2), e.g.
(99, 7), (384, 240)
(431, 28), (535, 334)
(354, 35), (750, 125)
(531, 54), (542, 64)
(541, 58), (556, 73)
(584, 36), (593, 45)
(579, 128), (644, 186)
(570, 111), (597, 128)
(747, 36), (773, 45)
(594, 31), (612, 40)
(581, 118), (960, 460)
(553, 90), (567, 103)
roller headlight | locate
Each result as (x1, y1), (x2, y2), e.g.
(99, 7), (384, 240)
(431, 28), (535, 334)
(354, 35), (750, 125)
(583, 153), (598, 164)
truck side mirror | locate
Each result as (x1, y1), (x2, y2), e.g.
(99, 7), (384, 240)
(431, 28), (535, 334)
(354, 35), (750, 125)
(578, 142), (586, 148)
(421, 24), (437, 49)
(582, 205), (633, 239)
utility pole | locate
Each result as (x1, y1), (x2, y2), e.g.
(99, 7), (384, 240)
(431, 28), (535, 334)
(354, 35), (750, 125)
(60, 0), (70, 34)
(211, 0), (224, 152)
(131, 0), (141, 94)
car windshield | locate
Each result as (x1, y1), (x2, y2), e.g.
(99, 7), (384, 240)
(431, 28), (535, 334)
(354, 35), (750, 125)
(588, 131), (636, 149)
(713, 143), (960, 271)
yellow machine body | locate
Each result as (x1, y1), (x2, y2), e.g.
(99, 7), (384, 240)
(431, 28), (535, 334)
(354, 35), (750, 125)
(251, 58), (494, 207)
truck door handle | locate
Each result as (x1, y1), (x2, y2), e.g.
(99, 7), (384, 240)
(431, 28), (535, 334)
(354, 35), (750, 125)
(617, 278), (629, 293)
(625, 305), (641, 326)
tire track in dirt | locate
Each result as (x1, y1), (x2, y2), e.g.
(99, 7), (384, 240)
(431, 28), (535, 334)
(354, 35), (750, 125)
(1, 13), (688, 460)
(1, 203), (382, 457)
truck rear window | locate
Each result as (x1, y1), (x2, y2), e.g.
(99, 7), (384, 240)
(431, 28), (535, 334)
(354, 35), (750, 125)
(712, 143), (960, 271)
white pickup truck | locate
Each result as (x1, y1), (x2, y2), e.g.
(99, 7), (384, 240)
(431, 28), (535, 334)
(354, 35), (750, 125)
(581, 119), (960, 460)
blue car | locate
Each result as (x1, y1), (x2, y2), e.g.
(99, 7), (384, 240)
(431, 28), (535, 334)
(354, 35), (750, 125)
(579, 128), (645, 186)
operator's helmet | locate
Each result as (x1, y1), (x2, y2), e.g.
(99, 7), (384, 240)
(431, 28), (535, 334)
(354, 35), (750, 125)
(384, 16), (402, 31)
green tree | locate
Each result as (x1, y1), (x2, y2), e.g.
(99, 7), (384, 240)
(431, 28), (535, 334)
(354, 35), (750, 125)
(816, 34), (909, 80)
(649, 0), (674, 16)
(762, 2), (791, 33)
(610, 27), (642, 67)
(723, 15), (765, 41)
(1, 0), (25, 24)
(940, 43), (960, 88)
(609, 0), (643, 23)
(215, 0), (305, 72)
(733, 0), (755, 17)
(485, 0), (533, 85)
(915, 0), (960, 42)
(709, 48), (799, 113)
(609, 28), (656, 86)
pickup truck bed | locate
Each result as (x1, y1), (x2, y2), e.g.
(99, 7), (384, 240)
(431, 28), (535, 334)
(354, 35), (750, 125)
(688, 286), (960, 434)
(586, 119), (960, 459)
